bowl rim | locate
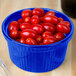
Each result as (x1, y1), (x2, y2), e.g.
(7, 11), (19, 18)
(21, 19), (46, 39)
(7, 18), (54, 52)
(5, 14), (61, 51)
(2, 8), (74, 47)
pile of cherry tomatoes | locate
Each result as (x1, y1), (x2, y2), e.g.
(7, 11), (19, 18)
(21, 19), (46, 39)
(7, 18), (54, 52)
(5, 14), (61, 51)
(8, 8), (71, 45)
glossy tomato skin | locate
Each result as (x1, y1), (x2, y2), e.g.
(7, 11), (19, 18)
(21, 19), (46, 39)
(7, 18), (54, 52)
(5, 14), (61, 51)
(45, 11), (55, 16)
(41, 23), (56, 33)
(43, 36), (56, 44)
(60, 21), (70, 27)
(24, 17), (31, 23)
(32, 8), (44, 17)
(56, 23), (70, 34)
(21, 29), (37, 39)
(20, 23), (31, 30)
(31, 24), (44, 34)
(9, 30), (19, 39)
(36, 35), (42, 43)
(43, 15), (59, 24)
(8, 21), (19, 32)
(8, 9), (71, 45)
(42, 31), (53, 38)
(58, 17), (64, 23)
(21, 9), (32, 18)
(40, 9), (45, 16)
(31, 15), (40, 24)
(26, 38), (37, 45)
(19, 38), (26, 44)
(17, 18), (24, 24)
(54, 32), (65, 41)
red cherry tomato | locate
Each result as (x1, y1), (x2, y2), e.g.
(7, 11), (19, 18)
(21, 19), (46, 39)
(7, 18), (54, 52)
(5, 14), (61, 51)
(20, 23), (31, 30)
(18, 31), (21, 38)
(21, 29), (37, 39)
(58, 17), (64, 23)
(9, 30), (19, 39)
(36, 35), (42, 43)
(19, 38), (26, 44)
(31, 15), (40, 24)
(54, 32), (65, 41)
(24, 17), (31, 23)
(42, 31), (53, 38)
(31, 24), (44, 34)
(40, 17), (43, 22)
(16, 39), (20, 42)
(45, 11), (55, 16)
(56, 23), (70, 34)
(21, 9), (32, 18)
(60, 21), (70, 27)
(32, 8), (44, 16)
(43, 15), (59, 24)
(26, 38), (37, 45)
(17, 18), (24, 24)
(43, 36), (56, 44)
(40, 9), (45, 16)
(8, 8), (71, 45)
(8, 21), (19, 32)
(41, 23), (56, 33)
(39, 43), (44, 45)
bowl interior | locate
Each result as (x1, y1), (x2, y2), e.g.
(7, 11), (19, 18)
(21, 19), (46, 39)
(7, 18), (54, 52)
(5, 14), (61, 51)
(2, 8), (74, 47)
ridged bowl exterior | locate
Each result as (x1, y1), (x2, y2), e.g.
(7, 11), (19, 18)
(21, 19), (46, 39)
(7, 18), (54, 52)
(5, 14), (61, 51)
(2, 8), (74, 73)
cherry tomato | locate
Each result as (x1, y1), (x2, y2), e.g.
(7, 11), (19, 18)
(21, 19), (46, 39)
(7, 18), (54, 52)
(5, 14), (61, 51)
(56, 23), (70, 34)
(18, 31), (21, 38)
(32, 8), (44, 16)
(43, 15), (59, 24)
(40, 17), (43, 22)
(39, 43), (44, 45)
(19, 38), (26, 44)
(8, 21), (19, 32)
(36, 35), (42, 43)
(9, 30), (19, 39)
(43, 36), (56, 44)
(21, 9), (32, 18)
(8, 8), (71, 45)
(40, 9), (45, 16)
(21, 29), (37, 39)
(17, 18), (24, 24)
(60, 21), (70, 27)
(42, 31), (53, 38)
(54, 32), (65, 41)
(24, 17), (31, 23)
(26, 38), (37, 45)
(31, 24), (44, 34)
(31, 15), (40, 24)
(16, 39), (19, 42)
(45, 11), (55, 16)
(20, 23), (31, 30)
(58, 17), (64, 23)
(40, 23), (43, 25)
(41, 23), (56, 33)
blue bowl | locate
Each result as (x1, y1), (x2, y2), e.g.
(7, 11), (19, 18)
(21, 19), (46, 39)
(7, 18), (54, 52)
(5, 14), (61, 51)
(2, 8), (74, 73)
